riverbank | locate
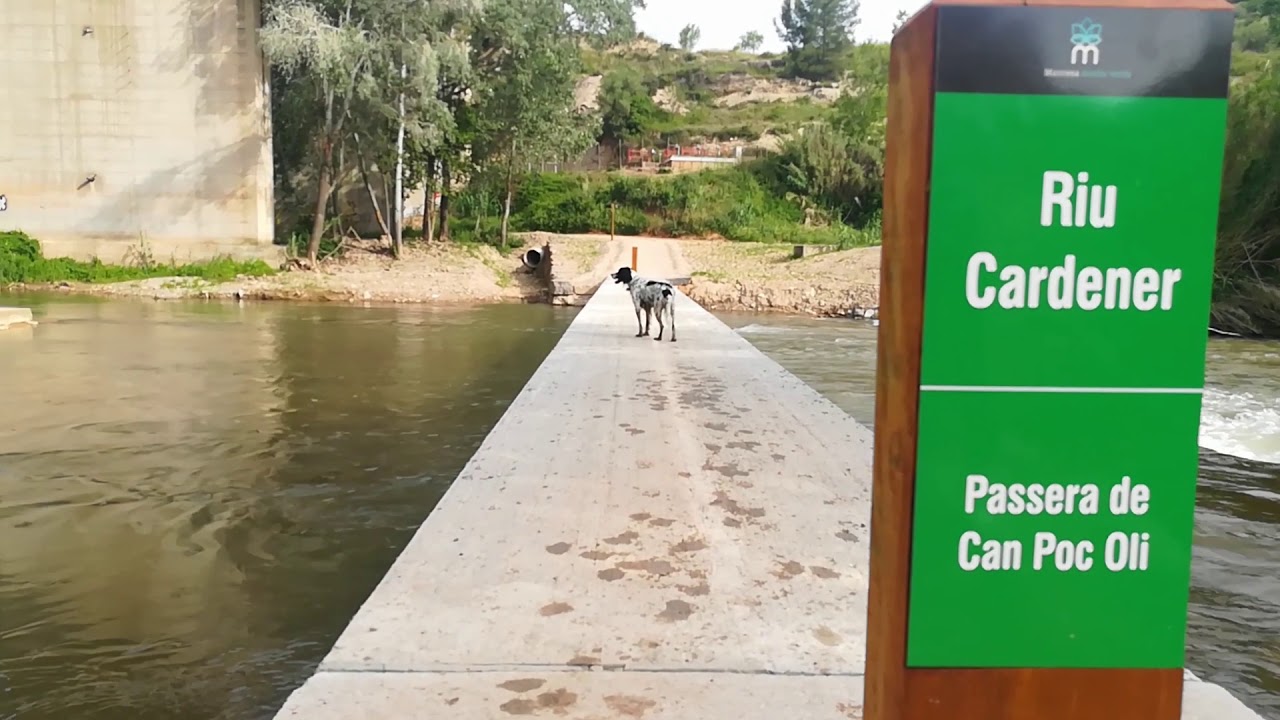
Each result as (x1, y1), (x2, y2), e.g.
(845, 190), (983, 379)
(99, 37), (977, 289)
(4, 234), (882, 317)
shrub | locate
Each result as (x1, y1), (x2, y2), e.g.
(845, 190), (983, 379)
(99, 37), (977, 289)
(0, 231), (275, 285)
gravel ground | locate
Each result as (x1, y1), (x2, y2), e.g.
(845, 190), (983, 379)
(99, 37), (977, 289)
(11, 235), (883, 317)
(681, 239), (880, 316)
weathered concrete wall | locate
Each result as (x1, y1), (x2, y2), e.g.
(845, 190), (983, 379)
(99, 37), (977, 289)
(0, 0), (277, 264)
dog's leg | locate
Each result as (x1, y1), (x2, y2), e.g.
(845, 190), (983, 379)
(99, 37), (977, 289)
(655, 301), (665, 341)
(634, 306), (644, 337)
(643, 306), (652, 336)
(669, 297), (676, 342)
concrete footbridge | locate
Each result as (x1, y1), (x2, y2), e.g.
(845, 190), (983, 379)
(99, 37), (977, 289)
(272, 266), (1262, 719)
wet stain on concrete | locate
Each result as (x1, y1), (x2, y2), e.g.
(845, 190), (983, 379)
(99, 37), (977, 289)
(711, 491), (766, 518)
(723, 518), (742, 528)
(568, 655), (600, 666)
(499, 678), (547, 693)
(539, 602), (574, 617)
(580, 550), (614, 561)
(545, 542), (571, 555)
(705, 443), (723, 453)
(618, 559), (676, 576)
(598, 567), (625, 581)
(703, 461), (749, 479)
(836, 530), (859, 543)
(772, 453), (787, 462)
(670, 537), (707, 554)
(677, 471), (692, 478)
(626, 427), (646, 436)
(499, 698), (537, 715)
(649, 517), (675, 528)
(500, 688), (579, 716)
(656, 599), (694, 623)
(630, 512), (652, 522)
(810, 565), (841, 579)
(445, 697), (460, 705)
(728, 440), (761, 451)
(605, 695), (659, 717)
(704, 422), (728, 432)
(636, 459), (653, 469)
(814, 626), (843, 646)
(637, 639), (661, 649)
(604, 531), (640, 545)
(837, 702), (863, 719)
(774, 561), (805, 579)
(678, 581), (711, 596)
(735, 429), (756, 436)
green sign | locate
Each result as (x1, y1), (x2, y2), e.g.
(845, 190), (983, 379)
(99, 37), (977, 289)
(905, 5), (1234, 669)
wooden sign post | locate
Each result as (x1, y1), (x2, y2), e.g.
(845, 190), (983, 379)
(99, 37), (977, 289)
(867, 2), (1234, 719)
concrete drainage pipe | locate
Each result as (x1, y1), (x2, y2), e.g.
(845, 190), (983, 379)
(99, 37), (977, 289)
(522, 248), (543, 270)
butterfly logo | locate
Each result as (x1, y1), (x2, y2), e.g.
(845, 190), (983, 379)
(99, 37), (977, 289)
(1070, 18), (1102, 65)
(1071, 19), (1102, 46)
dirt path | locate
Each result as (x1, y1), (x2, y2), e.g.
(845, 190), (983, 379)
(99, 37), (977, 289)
(543, 234), (879, 316)
(13, 234), (881, 318)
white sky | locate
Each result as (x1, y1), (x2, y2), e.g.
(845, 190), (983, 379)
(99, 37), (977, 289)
(635, 0), (928, 51)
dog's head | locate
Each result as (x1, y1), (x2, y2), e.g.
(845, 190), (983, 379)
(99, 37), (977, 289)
(611, 267), (634, 285)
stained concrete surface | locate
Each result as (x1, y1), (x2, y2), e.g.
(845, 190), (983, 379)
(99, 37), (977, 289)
(0, 307), (36, 329)
(274, 272), (1266, 719)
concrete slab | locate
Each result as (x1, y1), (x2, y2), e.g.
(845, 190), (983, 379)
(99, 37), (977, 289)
(1183, 671), (1266, 720)
(317, 285), (874, 676)
(0, 307), (36, 329)
(275, 671), (866, 719)
(275, 280), (1265, 720)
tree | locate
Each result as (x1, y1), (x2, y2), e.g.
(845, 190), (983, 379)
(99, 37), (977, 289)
(678, 23), (701, 52)
(597, 69), (662, 145)
(421, 0), (638, 243)
(775, 0), (861, 81)
(356, 0), (471, 256)
(892, 9), (908, 33)
(772, 41), (887, 226)
(470, 0), (600, 244)
(565, 0), (648, 47)
(736, 30), (764, 52)
(260, 0), (376, 266)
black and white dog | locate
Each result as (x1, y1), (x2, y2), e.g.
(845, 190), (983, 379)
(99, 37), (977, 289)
(611, 267), (676, 342)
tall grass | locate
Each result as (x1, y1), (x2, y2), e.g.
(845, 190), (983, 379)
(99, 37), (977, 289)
(0, 231), (276, 285)
(1211, 62), (1280, 335)
(454, 167), (879, 249)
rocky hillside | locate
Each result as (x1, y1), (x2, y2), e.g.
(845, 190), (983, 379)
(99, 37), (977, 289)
(575, 37), (861, 148)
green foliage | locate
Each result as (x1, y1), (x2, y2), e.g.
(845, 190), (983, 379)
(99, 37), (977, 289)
(678, 24), (701, 52)
(762, 41), (888, 225)
(736, 31), (765, 53)
(485, 167), (877, 248)
(0, 231), (275, 285)
(776, 0), (861, 81)
(598, 68), (666, 142)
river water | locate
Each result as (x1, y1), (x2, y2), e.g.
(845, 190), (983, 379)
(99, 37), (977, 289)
(721, 311), (1280, 719)
(0, 296), (1276, 719)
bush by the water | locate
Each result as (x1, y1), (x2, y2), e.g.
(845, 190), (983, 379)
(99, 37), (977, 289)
(0, 231), (276, 285)
(455, 166), (881, 249)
